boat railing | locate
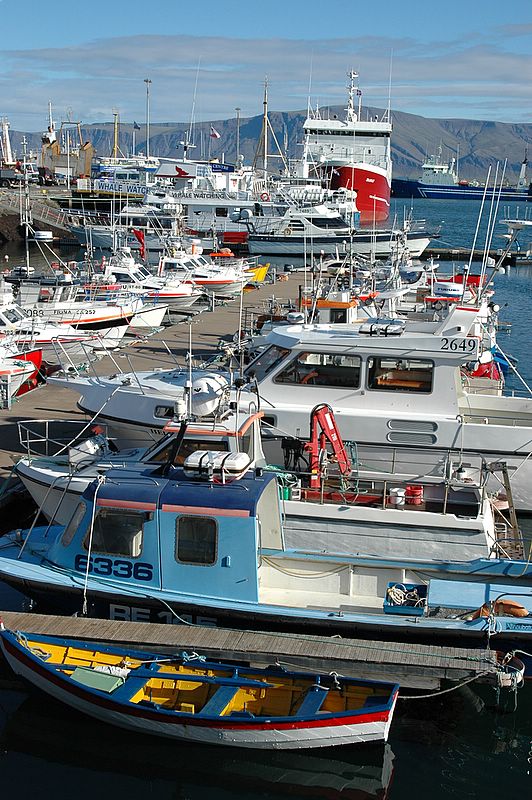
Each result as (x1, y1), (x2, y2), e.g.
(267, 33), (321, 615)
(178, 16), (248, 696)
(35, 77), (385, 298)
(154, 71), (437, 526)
(280, 468), (485, 518)
(17, 418), (111, 460)
(461, 374), (505, 397)
(460, 409), (532, 427)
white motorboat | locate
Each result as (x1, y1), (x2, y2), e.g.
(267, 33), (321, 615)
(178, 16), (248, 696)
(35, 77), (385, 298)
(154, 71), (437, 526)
(52, 305), (532, 511)
(68, 202), (183, 253)
(244, 204), (433, 258)
(89, 249), (204, 312)
(158, 252), (253, 298)
(8, 274), (136, 337)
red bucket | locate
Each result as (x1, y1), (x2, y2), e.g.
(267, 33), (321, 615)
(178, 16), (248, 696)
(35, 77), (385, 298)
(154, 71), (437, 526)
(405, 484), (424, 505)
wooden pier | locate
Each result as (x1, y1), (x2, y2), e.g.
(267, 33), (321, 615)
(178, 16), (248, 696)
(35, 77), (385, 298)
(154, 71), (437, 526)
(423, 247), (515, 266)
(0, 272), (513, 692)
(0, 611), (499, 690)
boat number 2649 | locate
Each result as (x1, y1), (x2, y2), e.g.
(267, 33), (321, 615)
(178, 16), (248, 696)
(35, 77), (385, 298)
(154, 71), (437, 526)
(74, 555), (153, 580)
(440, 337), (477, 353)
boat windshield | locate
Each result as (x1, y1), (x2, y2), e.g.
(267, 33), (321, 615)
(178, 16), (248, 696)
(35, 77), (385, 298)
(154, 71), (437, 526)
(244, 345), (290, 382)
(308, 215), (349, 229)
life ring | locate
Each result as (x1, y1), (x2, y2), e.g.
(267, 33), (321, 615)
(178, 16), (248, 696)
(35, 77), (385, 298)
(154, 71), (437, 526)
(283, 226), (293, 236)
(260, 192), (270, 202)
(469, 599), (529, 620)
(431, 301), (444, 311)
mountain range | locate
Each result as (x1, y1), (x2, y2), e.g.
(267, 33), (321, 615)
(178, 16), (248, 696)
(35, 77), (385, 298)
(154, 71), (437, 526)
(10, 106), (532, 183)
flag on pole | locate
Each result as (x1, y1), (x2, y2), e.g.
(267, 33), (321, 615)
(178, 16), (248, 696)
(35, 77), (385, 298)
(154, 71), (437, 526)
(131, 228), (146, 260)
(133, 121), (141, 130)
(210, 125), (221, 139)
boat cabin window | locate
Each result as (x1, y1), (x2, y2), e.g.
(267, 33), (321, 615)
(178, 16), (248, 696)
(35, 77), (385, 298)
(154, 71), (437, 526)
(154, 405), (174, 419)
(308, 215), (348, 229)
(2, 308), (23, 324)
(274, 352), (361, 388)
(175, 516), (217, 565)
(146, 437), (229, 465)
(367, 357), (434, 393)
(244, 345), (290, 382)
(215, 207), (228, 217)
(61, 501), (87, 546)
(84, 508), (145, 557)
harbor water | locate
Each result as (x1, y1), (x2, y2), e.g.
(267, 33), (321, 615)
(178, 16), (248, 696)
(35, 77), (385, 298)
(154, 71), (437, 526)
(1, 198), (532, 798)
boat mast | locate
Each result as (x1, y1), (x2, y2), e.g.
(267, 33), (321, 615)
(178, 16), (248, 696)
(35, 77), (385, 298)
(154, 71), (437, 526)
(144, 78), (152, 161)
(346, 70), (360, 123)
(112, 110), (119, 160)
(252, 78), (288, 177)
(20, 136), (32, 271)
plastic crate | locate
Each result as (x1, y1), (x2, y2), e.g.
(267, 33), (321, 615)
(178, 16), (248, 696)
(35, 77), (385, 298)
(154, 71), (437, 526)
(383, 582), (427, 616)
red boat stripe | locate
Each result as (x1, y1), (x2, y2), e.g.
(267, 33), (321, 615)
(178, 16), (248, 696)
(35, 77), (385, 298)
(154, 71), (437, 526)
(95, 499), (157, 511)
(161, 504), (250, 517)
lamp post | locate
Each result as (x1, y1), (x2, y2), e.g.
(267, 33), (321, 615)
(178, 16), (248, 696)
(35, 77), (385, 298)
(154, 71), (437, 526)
(235, 106), (241, 164)
(144, 78), (152, 160)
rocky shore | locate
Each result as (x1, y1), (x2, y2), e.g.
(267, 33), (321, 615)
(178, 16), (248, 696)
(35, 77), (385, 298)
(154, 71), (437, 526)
(0, 212), (24, 245)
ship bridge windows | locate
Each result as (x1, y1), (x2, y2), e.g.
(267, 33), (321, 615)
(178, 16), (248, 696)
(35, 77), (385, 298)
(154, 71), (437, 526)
(147, 437), (229, 465)
(274, 352), (361, 388)
(84, 508), (146, 558)
(367, 357), (434, 393)
(244, 345), (290, 382)
(304, 129), (390, 138)
(176, 516), (217, 565)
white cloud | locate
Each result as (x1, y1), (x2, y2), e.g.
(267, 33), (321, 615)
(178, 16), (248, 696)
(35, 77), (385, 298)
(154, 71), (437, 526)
(1, 32), (531, 129)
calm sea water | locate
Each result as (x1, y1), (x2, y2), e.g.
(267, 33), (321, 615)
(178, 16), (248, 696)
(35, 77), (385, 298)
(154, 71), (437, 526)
(1, 199), (532, 798)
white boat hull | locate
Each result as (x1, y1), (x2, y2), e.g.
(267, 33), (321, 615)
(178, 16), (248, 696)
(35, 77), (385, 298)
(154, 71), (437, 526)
(247, 233), (431, 258)
(2, 649), (394, 749)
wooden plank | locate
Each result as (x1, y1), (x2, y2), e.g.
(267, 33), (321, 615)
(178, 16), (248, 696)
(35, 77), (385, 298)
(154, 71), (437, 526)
(0, 611), (499, 691)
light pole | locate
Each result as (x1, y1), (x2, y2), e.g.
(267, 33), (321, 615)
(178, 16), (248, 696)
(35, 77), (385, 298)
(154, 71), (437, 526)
(235, 107), (241, 164)
(144, 78), (152, 160)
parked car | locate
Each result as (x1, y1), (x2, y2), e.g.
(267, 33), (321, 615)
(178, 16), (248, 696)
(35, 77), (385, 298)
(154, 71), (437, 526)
(38, 167), (58, 186)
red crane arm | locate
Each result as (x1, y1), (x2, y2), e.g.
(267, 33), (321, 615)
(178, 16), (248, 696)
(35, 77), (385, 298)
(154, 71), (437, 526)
(305, 403), (352, 489)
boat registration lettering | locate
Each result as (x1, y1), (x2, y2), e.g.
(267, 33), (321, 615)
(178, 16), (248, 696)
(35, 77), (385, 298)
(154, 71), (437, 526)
(75, 554), (153, 581)
(506, 622), (532, 631)
(440, 337), (478, 355)
(109, 604), (218, 626)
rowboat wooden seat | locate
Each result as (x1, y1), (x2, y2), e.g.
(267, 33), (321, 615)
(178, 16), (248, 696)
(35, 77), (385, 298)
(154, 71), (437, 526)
(296, 686), (328, 716)
(199, 685), (240, 716)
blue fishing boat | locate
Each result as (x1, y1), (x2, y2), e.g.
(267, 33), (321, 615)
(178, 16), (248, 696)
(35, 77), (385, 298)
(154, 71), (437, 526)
(0, 451), (532, 663)
(0, 627), (399, 749)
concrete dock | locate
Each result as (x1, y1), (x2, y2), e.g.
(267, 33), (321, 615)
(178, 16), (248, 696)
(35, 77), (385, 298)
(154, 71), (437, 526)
(0, 271), (299, 479)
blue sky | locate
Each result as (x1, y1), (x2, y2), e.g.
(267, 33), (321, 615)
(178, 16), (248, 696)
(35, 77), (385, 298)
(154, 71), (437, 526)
(1, 0), (531, 130)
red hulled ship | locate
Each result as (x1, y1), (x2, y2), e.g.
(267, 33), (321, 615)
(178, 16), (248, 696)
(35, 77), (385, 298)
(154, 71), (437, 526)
(299, 71), (392, 224)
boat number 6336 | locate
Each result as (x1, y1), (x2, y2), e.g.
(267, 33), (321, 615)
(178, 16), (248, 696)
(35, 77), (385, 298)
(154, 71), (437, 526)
(74, 555), (153, 581)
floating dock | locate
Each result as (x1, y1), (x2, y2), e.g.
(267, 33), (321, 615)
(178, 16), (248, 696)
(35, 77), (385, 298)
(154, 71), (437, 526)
(0, 611), (500, 690)
(423, 247), (516, 266)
